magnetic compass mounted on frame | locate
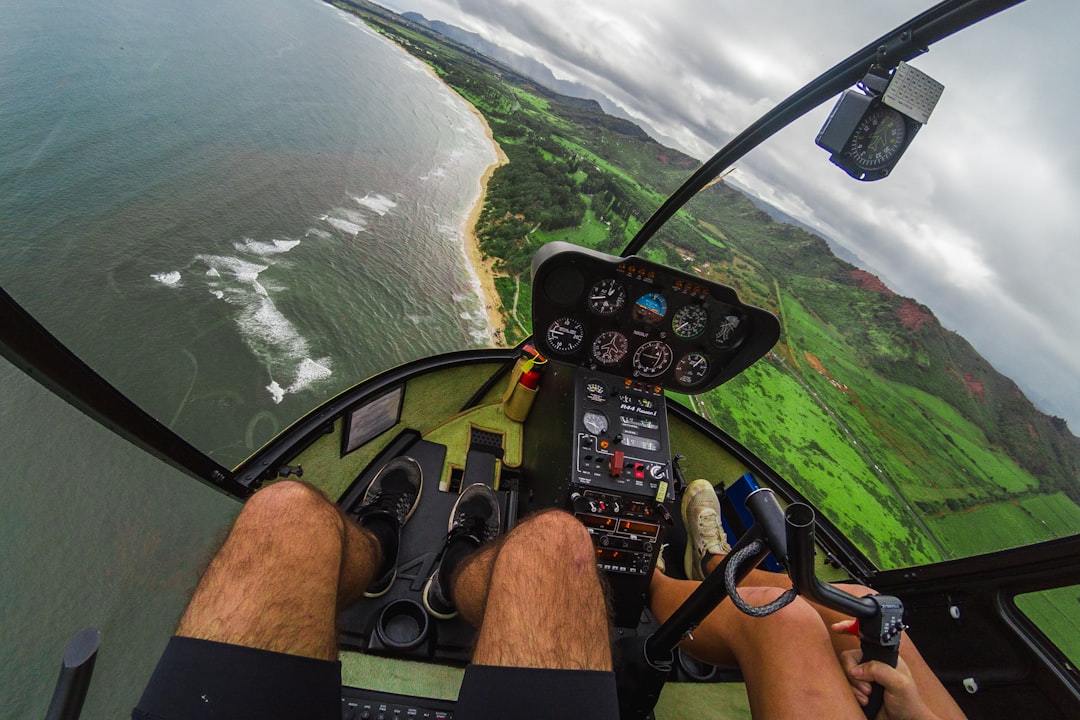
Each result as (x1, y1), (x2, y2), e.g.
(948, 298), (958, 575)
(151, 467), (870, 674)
(816, 61), (944, 181)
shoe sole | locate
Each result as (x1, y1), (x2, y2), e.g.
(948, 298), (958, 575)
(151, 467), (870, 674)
(421, 483), (499, 617)
(421, 571), (458, 620)
(448, 483), (501, 534)
(363, 568), (396, 599)
(682, 479), (717, 581)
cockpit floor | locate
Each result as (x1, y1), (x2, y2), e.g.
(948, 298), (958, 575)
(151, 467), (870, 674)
(339, 653), (752, 719)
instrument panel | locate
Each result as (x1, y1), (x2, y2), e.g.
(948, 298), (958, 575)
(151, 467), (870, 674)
(531, 242), (780, 393)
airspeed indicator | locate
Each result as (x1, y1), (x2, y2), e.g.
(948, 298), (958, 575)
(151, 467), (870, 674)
(588, 279), (627, 315)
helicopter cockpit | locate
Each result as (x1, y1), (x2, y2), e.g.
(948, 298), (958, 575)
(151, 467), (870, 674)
(330, 239), (781, 659)
(5, 1), (1079, 719)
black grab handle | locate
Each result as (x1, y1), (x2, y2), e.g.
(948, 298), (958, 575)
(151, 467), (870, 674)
(859, 636), (900, 718)
(785, 504), (905, 719)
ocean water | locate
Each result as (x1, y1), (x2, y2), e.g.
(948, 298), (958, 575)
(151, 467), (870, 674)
(0, 0), (497, 716)
(0, 0), (498, 466)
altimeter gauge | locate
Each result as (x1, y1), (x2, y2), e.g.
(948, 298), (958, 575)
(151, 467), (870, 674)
(672, 304), (707, 338)
(675, 352), (710, 386)
(588, 278), (627, 315)
(546, 317), (585, 354)
(592, 330), (629, 365)
(632, 340), (673, 377)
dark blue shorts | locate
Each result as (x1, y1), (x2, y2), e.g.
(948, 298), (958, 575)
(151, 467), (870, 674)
(133, 637), (618, 720)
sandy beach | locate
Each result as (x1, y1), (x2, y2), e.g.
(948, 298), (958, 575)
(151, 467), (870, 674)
(461, 104), (509, 343)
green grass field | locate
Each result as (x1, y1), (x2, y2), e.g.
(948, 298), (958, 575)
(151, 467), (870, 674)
(1015, 586), (1080, 666)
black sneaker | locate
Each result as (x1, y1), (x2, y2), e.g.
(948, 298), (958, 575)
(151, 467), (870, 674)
(355, 456), (423, 598)
(423, 483), (502, 619)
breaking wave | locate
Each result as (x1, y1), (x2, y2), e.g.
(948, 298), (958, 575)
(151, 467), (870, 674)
(189, 234), (334, 404)
(353, 193), (397, 215)
(151, 270), (182, 286)
(322, 214), (366, 237)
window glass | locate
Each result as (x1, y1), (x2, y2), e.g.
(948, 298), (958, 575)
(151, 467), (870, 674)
(1015, 587), (1080, 668)
(0, 356), (238, 718)
(3, 0), (1075, 565)
(0, 0), (504, 468)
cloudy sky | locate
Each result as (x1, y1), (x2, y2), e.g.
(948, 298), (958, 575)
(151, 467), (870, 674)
(379, 0), (1079, 428)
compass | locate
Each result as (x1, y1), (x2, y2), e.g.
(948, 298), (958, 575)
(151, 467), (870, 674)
(843, 104), (909, 171)
(632, 340), (673, 377)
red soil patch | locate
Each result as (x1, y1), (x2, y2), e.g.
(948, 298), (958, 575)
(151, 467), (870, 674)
(963, 373), (985, 398)
(850, 269), (895, 296)
(805, 351), (828, 376)
(896, 299), (932, 332)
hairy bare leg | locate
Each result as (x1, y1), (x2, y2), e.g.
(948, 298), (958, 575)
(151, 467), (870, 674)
(449, 541), (499, 627)
(648, 571), (863, 719)
(455, 510), (612, 671)
(701, 555), (965, 719)
(176, 481), (380, 661)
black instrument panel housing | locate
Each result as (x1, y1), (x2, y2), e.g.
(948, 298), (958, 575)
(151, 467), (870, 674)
(531, 242), (779, 394)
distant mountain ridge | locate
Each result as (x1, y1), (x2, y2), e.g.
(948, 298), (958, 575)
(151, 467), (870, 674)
(403, 12), (883, 271)
(400, 12), (659, 133)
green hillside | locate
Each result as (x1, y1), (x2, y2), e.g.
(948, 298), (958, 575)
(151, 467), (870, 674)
(332, 0), (1080, 571)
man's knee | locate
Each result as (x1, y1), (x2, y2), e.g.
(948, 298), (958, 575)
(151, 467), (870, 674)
(501, 509), (595, 570)
(760, 593), (830, 640)
(234, 480), (344, 539)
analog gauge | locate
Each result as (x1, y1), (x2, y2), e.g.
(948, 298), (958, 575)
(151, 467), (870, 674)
(592, 330), (629, 365)
(584, 380), (606, 402)
(672, 304), (707, 338)
(582, 410), (608, 436)
(546, 317), (585, 354)
(633, 292), (668, 325)
(587, 278), (627, 315)
(675, 352), (710, 386)
(632, 340), (673, 377)
(712, 314), (745, 349)
(844, 105), (908, 171)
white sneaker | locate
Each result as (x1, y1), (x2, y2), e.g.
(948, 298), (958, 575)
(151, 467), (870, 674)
(682, 479), (731, 580)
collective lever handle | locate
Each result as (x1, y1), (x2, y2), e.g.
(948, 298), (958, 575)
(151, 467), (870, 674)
(785, 504), (903, 720)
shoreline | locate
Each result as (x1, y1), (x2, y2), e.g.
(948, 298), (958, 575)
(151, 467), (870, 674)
(390, 38), (509, 343)
(461, 103), (509, 343)
(345, 4), (509, 345)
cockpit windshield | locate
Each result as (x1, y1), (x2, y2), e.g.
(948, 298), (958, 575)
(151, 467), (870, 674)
(1, 0), (1076, 566)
